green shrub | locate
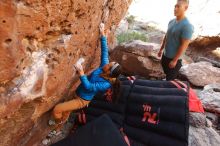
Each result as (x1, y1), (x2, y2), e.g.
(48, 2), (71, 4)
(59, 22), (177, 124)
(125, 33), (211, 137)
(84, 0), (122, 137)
(117, 31), (148, 44)
(126, 15), (136, 25)
(125, 15), (136, 29)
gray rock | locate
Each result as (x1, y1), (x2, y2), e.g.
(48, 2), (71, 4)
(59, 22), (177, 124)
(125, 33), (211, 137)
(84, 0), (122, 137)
(199, 84), (220, 114)
(122, 40), (159, 56)
(189, 126), (220, 146)
(206, 119), (213, 128)
(205, 112), (219, 125)
(180, 62), (220, 87)
(111, 40), (165, 79)
(204, 84), (220, 91)
(189, 112), (206, 128)
(189, 112), (220, 146)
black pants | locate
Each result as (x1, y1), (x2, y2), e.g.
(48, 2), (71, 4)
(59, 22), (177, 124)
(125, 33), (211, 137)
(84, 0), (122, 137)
(161, 55), (182, 81)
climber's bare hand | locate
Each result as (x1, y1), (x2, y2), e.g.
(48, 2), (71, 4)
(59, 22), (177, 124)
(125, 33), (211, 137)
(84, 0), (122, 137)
(100, 23), (105, 36)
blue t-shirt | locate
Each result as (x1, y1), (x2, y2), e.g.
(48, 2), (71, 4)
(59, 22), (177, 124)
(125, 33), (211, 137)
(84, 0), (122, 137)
(164, 17), (194, 59)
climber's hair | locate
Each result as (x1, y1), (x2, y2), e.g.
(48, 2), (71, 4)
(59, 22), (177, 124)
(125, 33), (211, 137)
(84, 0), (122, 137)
(177, 0), (189, 5)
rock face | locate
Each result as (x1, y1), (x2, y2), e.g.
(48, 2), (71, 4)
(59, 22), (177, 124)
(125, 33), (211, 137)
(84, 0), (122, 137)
(0, 0), (132, 146)
(189, 113), (220, 146)
(187, 36), (220, 63)
(180, 62), (220, 87)
(199, 84), (220, 114)
(110, 40), (165, 79)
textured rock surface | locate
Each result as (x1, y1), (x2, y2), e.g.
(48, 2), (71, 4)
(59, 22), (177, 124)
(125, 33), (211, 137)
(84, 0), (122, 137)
(205, 112), (220, 135)
(180, 62), (220, 87)
(199, 84), (220, 114)
(189, 112), (220, 146)
(187, 36), (220, 63)
(110, 40), (165, 79)
(189, 126), (220, 146)
(189, 112), (207, 128)
(0, 0), (132, 146)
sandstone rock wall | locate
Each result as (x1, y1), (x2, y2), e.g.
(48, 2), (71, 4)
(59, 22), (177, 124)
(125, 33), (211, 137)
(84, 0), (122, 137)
(0, 0), (132, 145)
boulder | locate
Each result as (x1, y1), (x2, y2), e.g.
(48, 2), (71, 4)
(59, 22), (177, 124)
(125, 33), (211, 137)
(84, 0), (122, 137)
(189, 126), (220, 146)
(189, 112), (220, 146)
(110, 40), (165, 79)
(180, 62), (220, 87)
(199, 84), (220, 114)
(189, 112), (207, 128)
(187, 36), (220, 63)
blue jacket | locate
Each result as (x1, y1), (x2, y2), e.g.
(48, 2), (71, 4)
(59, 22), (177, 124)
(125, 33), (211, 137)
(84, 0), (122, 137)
(76, 36), (111, 101)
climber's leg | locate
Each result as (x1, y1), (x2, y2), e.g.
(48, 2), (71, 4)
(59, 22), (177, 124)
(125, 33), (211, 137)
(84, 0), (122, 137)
(53, 97), (90, 121)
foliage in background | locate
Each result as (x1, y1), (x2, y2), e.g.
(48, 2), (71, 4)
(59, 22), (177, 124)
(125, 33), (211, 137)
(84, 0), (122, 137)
(125, 15), (136, 29)
(117, 31), (148, 44)
(126, 15), (136, 25)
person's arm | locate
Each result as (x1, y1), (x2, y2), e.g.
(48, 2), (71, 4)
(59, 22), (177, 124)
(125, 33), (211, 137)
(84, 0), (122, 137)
(174, 39), (190, 61)
(169, 24), (194, 68)
(158, 35), (166, 57)
(79, 75), (111, 92)
(169, 39), (190, 68)
(99, 23), (109, 67)
(100, 36), (109, 67)
(75, 58), (111, 92)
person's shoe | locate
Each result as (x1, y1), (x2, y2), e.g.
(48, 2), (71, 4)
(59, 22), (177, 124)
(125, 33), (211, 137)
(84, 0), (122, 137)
(48, 119), (56, 126)
(48, 118), (65, 135)
(48, 129), (63, 137)
(42, 129), (63, 145)
(42, 138), (51, 145)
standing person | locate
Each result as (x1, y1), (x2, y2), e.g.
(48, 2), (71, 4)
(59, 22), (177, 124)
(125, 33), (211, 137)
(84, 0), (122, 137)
(158, 0), (194, 81)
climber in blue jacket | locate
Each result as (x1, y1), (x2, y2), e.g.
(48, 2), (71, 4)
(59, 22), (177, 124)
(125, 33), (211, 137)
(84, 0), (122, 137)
(52, 23), (122, 125)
